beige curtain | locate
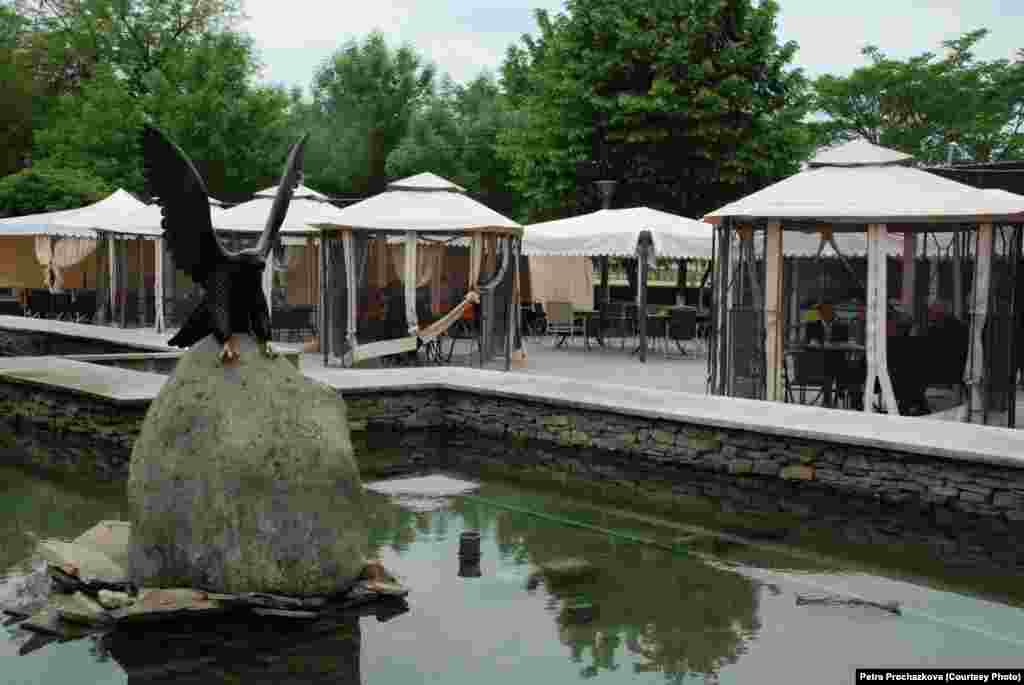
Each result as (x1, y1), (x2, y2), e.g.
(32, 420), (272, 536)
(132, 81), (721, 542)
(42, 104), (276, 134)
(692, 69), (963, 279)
(419, 232), (485, 340)
(527, 256), (594, 310)
(35, 235), (97, 293)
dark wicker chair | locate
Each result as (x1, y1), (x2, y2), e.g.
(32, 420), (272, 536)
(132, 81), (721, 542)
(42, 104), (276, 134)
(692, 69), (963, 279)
(783, 348), (834, 406)
(668, 306), (698, 356)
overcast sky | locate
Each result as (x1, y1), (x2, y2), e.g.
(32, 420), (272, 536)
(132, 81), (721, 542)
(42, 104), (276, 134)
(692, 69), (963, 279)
(242, 0), (1024, 94)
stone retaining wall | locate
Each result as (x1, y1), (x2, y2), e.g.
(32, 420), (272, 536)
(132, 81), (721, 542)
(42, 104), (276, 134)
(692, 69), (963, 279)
(0, 379), (145, 479)
(0, 328), (150, 357)
(3, 378), (1024, 572)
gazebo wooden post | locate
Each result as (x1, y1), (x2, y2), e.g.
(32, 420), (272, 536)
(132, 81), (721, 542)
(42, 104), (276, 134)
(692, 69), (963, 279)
(136, 237), (146, 327)
(714, 222), (732, 395)
(789, 257), (800, 343)
(599, 255), (609, 333)
(154, 237), (164, 333)
(764, 221), (784, 401)
(638, 249), (648, 363)
(863, 223), (898, 413)
(964, 222), (994, 422)
(506, 238), (519, 371)
(107, 236), (117, 326)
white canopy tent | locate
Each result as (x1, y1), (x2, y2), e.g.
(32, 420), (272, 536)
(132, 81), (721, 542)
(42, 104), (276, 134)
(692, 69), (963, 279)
(523, 206), (713, 258)
(522, 207), (714, 361)
(704, 139), (1024, 422)
(215, 184), (348, 326)
(308, 172), (523, 368)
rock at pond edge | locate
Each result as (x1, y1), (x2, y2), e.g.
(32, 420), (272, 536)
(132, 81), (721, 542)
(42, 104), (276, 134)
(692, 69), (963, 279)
(127, 334), (367, 596)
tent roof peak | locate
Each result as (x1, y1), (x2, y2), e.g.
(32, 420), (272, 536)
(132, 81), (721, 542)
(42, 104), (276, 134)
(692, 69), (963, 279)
(387, 173), (466, 193)
(809, 139), (914, 168)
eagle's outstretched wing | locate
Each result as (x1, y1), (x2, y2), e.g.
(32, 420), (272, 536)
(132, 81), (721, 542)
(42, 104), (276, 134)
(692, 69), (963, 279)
(254, 133), (310, 259)
(141, 125), (228, 285)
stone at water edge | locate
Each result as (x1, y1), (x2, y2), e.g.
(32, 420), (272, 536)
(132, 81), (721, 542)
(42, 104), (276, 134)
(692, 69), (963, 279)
(128, 334), (367, 596)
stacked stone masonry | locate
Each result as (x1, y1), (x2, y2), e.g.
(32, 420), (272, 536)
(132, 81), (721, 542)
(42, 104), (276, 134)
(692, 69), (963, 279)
(2, 379), (1023, 570)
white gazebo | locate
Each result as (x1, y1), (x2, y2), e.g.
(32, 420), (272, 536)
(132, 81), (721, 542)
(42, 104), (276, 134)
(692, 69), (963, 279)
(307, 173), (523, 368)
(214, 184), (346, 338)
(704, 139), (1024, 424)
(523, 206), (714, 361)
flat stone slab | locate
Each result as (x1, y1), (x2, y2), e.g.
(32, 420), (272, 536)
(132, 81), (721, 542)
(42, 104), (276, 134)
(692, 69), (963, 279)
(366, 475), (480, 498)
(0, 357), (166, 404)
(0, 316), (175, 352)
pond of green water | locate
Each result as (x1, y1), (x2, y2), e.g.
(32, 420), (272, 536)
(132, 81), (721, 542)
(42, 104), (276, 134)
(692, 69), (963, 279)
(3, 465), (1024, 684)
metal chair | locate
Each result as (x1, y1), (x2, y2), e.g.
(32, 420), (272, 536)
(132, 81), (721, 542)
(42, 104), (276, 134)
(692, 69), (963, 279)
(668, 306), (698, 356)
(783, 348), (834, 406)
(601, 301), (635, 349)
(545, 301), (581, 347)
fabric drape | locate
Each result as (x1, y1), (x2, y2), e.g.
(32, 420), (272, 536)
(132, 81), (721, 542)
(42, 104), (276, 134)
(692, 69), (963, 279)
(526, 256), (594, 310)
(34, 236), (97, 292)
(418, 232), (485, 340)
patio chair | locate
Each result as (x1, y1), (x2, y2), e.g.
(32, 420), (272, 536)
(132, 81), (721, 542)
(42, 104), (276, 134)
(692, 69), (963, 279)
(783, 348), (834, 406)
(0, 299), (25, 316)
(668, 306), (698, 356)
(445, 302), (481, 362)
(546, 301), (581, 347)
(25, 290), (52, 318)
(70, 290), (97, 323)
(601, 301), (635, 349)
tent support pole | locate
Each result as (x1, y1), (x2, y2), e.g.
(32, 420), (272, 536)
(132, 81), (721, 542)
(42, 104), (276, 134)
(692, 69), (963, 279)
(964, 222), (993, 423)
(864, 223), (898, 414)
(638, 252), (648, 363)
(764, 221), (784, 401)
(137, 237), (146, 327)
(154, 238), (164, 333)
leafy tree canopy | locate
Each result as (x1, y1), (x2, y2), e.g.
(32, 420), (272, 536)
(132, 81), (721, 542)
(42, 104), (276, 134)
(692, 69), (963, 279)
(497, 0), (816, 221)
(28, 21), (293, 197)
(0, 163), (111, 216)
(813, 30), (1024, 163)
(386, 74), (522, 218)
(309, 32), (435, 195)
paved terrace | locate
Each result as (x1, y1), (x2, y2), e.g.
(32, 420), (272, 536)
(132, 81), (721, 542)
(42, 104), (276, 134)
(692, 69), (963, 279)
(1, 318), (1023, 470)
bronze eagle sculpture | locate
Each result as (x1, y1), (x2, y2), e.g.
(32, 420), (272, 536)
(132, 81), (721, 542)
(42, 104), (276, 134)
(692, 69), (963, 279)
(141, 125), (309, 364)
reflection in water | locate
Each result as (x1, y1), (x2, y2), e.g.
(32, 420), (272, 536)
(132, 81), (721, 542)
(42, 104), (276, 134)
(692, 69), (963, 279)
(102, 615), (362, 684)
(5, 467), (1024, 684)
(485, 505), (760, 681)
(0, 466), (128, 571)
(365, 487), (762, 683)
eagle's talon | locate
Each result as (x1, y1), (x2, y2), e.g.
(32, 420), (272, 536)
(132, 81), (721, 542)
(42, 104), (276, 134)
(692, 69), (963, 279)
(219, 336), (241, 364)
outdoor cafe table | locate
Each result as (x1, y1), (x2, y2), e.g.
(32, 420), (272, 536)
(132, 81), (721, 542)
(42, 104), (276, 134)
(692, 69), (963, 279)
(785, 341), (866, 408)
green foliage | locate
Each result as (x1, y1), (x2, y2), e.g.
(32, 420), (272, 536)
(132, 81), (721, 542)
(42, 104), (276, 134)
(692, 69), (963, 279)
(813, 30), (1024, 163)
(0, 6), (34, 176)
(0, 164), (112, 216)
(497, 0), (815, 221)
(309, 32), (435, 195)
(31, 29), (293, 196)
(386, 75), (522, 217)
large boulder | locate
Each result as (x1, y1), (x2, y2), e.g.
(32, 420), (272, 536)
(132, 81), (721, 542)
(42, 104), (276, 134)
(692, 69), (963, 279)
(128, 334), (366, 596)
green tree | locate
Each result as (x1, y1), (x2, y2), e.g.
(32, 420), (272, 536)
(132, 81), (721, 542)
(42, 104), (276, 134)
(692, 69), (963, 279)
(31, 31), (293, 196)
(310, 32), (435, 195)
(0, 164), (111, 216)
(14, 0), (242, 98)
(813, 30), (1024, 163)
(0, 6), (35, 175)
(386, 74), (522, 217)
(497, 0), (815, 221)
